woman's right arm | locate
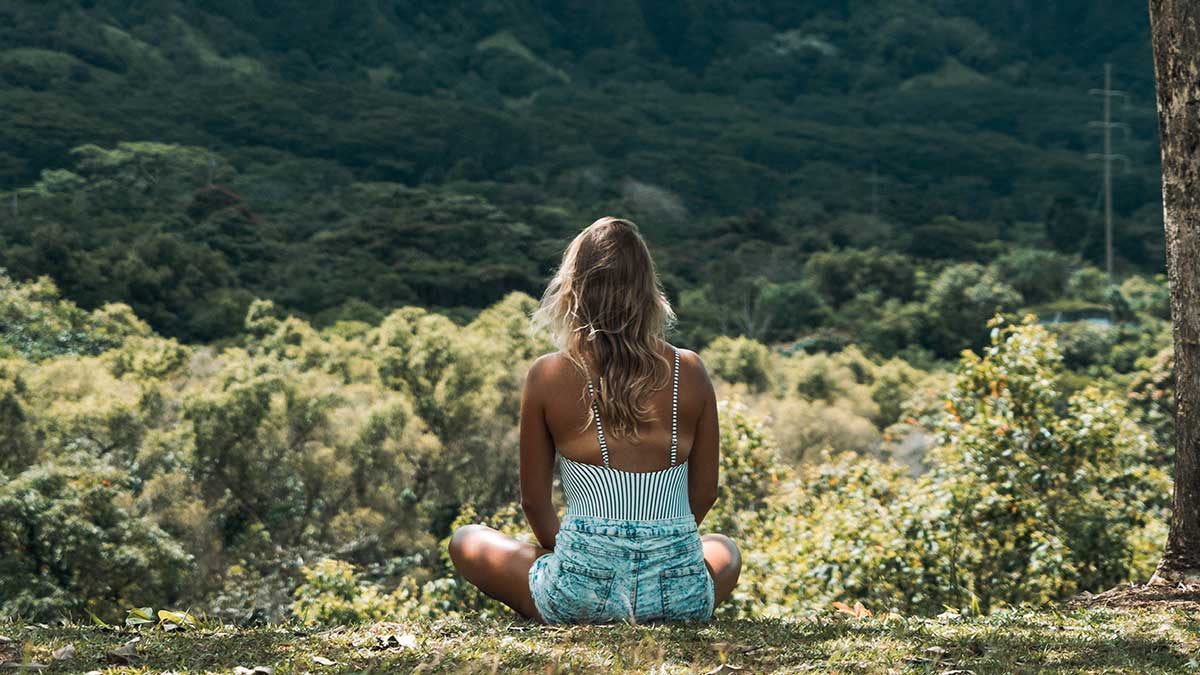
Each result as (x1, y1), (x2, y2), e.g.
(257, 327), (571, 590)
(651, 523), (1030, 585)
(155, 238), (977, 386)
(519, 355), (561, 550)
(685, 350), (720, 525)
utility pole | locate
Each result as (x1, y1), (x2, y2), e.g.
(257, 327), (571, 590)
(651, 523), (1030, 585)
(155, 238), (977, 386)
(1087, 62), (1131, 282)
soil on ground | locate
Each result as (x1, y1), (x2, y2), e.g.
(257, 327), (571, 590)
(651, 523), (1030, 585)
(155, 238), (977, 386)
(1067, 582), (1200, 611)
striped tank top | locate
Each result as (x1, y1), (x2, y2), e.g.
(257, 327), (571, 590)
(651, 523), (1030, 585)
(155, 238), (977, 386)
(557, 346), (691, 521)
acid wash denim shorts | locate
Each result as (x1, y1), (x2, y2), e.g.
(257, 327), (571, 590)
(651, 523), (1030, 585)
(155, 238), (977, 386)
(527, 513), (715, 624)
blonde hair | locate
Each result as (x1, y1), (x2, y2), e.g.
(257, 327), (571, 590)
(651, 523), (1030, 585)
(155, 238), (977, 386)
(530, 216), (677, 442)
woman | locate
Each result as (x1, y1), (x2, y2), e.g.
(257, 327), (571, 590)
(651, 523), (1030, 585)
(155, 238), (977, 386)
(449, 216), (741, 624)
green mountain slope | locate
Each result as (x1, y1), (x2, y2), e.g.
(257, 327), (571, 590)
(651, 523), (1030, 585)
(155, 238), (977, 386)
(0, 0), (1166, 345)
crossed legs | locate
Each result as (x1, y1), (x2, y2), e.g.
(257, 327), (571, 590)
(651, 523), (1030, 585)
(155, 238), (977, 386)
(447, 524), (742, 622)
(700, 533), (742, 606)
(448, 524), (550, 621)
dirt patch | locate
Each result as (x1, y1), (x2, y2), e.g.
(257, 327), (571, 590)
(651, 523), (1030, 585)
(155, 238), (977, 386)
(1066, 583), (1200, 611)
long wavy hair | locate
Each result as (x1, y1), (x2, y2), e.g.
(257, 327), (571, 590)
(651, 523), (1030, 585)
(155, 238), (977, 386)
(529, 216), (677, 442)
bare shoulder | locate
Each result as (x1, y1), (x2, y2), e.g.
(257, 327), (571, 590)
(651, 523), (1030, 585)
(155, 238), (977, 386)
(673, 346), (700, 368)
(672, 346), (706, 372)
(524, 353), (568, 413)
(531, 347), (708, 388)
(672, 346), (714, 392)
(526, 351), (579, 386)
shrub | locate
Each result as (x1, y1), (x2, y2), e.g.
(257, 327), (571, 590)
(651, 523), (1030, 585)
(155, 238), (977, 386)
(0, 457), (193, 622)
(730, 315), (1168, 618)
(706, 400), (793, 536)
(0, 271), (137, 361)
(290, 559), (403, 626)
(923, 315), (1168, 610)
(1044, 320), (1115, 370)
(1119, 274), (1170, 320)
(701, 335), (775, 393)
(988, 248), (1076, 305)
(922, 263), (1023, 358)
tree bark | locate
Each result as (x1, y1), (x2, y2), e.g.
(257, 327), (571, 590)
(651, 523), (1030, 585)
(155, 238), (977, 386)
(1148, 0), (1200, 584)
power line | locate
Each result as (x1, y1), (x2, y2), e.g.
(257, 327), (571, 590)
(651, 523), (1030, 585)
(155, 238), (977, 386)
(1087, 62), (1131, 282)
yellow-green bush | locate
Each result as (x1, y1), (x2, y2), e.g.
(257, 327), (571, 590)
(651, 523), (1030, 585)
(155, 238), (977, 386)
(0, 457), (193, 620)
(701, 335), (775, 393)
(711, 341), (936, 463)
(729, 315), (1169, 618)
(391, 318), (1168, 621)
(741, 456), (931, 616)
(290, 559), (404, 626)
(0, 269), (1174, 624)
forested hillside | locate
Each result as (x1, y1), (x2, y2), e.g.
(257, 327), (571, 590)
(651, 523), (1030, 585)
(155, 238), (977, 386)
(0, 1), (1166, 347)
(0, 2), (1182, 628)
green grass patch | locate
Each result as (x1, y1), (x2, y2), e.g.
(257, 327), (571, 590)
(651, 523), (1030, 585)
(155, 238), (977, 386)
(3, 607), (1199, 674)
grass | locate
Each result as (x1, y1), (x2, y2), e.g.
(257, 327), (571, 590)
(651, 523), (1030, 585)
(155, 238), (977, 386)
(3, 607), (1200, 674)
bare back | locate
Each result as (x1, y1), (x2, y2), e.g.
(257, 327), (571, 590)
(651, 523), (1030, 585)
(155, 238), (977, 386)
(537, 342), (712, 473)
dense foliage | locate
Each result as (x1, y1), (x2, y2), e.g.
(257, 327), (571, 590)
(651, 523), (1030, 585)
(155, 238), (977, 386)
(0, 1), (1168, 352)
(0, 0), (1176, 627)
(0, 272), (1173, 624)
(731, 317), (1168, 618)
(0, 270), (552, 622)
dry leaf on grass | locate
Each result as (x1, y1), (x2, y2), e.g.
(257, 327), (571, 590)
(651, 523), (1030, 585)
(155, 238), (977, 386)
(831, 601), (872, 618)
(233, 667), (274, 675)
(906, 645), (952, 666)
(124, 607), (155, 628)
(0, 636), (16, 664)
(312, 655), (337, 666)
(377, 633), (418, 649)
(106, 638), (140, 664)
(51, 644), (75, 661)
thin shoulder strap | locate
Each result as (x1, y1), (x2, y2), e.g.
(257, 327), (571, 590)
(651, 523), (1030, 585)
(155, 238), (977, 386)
(670, 346), (680, 466)
(586, 347), (679, 469)
(585, 376), (610, 468)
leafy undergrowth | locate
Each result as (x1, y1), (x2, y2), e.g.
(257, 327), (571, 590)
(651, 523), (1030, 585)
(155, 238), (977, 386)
(3, 608), (1200, 674)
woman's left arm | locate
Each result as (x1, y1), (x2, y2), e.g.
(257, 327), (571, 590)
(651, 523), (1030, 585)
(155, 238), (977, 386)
(519, 356), (560, 550)
(686, 350), (720, 526)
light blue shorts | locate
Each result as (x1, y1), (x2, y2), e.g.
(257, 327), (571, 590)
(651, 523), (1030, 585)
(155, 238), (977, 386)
(527, 514), (716, 624)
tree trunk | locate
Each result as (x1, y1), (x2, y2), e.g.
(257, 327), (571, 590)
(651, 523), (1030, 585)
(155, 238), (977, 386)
(1148, 0), (1200, 585)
